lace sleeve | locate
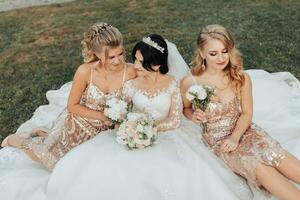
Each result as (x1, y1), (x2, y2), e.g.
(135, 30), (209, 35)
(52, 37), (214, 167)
(156, 81), (182, 132)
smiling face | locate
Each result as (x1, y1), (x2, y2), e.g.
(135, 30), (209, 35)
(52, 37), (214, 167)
(94, 45), (125, 71)
(201, 39), (230, 71)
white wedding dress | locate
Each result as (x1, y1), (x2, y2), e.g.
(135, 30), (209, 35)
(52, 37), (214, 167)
(0, 41), (299, 200)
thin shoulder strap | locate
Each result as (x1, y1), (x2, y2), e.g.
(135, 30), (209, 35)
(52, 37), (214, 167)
(121, 64), (127, 84)
(90, 66), (94, 84)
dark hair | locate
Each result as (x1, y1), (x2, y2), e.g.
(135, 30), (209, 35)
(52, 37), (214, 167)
(132, 34), (169, 74)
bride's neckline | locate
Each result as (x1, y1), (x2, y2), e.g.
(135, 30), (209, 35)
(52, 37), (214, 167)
(129, 78), (176, 99)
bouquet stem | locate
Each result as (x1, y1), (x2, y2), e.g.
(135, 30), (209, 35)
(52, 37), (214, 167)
(202, 123), (207, 133)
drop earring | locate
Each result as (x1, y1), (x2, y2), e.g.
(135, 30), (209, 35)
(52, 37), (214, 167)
(201, 59), (206, 70)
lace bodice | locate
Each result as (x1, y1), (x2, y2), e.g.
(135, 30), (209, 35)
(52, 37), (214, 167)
(122, 78), (182, 132)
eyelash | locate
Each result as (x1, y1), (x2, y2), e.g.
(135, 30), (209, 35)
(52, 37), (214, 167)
(109, 53), (123, 59)
(209, 50), (228, 56)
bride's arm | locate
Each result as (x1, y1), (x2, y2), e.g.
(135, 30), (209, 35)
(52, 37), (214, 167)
(155, 84), (182, 132)
(67, 64), (107, 121)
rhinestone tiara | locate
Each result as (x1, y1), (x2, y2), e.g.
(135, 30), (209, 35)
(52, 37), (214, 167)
(91, 23), (112, 40)
(142, 37), (165, 53)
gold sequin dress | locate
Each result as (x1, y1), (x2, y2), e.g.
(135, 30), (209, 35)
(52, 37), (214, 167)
(23, 67), (126, 171)
(201, 96), (286, 193)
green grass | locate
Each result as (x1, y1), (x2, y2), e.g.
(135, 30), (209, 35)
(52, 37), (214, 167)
(1, 0), (300, 143)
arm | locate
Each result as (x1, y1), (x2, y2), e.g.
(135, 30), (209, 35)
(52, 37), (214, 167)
(180, 76), (207, 124)
(230, 72), (253, 140)
(155, 83), (182, 132)
(66, 65), (107, 121)
(221, 72), (253, 152)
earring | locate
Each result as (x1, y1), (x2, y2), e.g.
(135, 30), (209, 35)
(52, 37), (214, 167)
(201, 59), (206, 70)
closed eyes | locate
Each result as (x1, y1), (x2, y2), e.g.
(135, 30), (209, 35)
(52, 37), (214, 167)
(108, 52), (124, 59)
(209, 49), (228, 56)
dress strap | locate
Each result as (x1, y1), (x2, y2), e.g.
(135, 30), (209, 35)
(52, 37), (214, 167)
(121, 64), (127, 85)
(90, 67), (94, 84)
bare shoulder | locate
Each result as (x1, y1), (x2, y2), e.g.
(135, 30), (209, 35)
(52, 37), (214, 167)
(75, 63), (93, 77)
(163, 74), (177, 83)
(126, 63), (137, 79)
(242, 71), (252, 85)
(180, 74), (196, 88)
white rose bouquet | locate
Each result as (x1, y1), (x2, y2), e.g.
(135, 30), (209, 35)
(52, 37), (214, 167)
(116, 112), (157, 150)
(186, 85), (215, 131)
(186, 85), (215, 111)
(104, 97), (128, 123)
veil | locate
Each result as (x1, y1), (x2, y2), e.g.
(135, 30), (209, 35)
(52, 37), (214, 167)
(165, 40), (190, 80)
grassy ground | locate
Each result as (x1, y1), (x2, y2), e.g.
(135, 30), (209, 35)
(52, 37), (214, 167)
(0, 0), (300, 143)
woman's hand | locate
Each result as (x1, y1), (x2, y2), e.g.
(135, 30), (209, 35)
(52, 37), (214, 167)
(220, 136), (239, 153)
(191, 109), (207, 125)
(114, 123), (120, 129)
(103, 118), (114, 127)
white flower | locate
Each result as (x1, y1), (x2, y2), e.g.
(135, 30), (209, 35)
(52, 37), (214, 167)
(185, 92), (194, 101)
(127, 113), (141, 121)
(135, 138), (143, 144)
(135, 124), (144, 133)
(104, 97), (128, 122)
(143, 140), (151, 146)
(187, 85), (207, 100)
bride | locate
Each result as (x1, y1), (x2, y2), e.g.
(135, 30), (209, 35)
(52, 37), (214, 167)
(0, 34), (299, 200)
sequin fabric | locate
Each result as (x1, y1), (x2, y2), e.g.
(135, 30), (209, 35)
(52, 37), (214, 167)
(201, 95), (286, 193)
(23, 83), (121, 171)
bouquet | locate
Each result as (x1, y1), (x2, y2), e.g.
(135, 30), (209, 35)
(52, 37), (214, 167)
(116, 112), (157, 150)
(104, 97), (128, 123)
(186, 85), (215, 131)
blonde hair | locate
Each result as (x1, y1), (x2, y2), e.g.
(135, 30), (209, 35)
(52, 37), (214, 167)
(191, 24), (244, 96)
(81, 22), (123, 63)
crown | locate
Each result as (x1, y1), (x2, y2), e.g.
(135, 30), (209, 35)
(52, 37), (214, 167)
(142, 37), (165, 53)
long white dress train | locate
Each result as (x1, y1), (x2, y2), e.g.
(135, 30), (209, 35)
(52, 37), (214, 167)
(0, 41), (299, 200)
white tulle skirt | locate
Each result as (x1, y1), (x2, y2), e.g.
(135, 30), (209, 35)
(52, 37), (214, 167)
(0, 70), (299, 200)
